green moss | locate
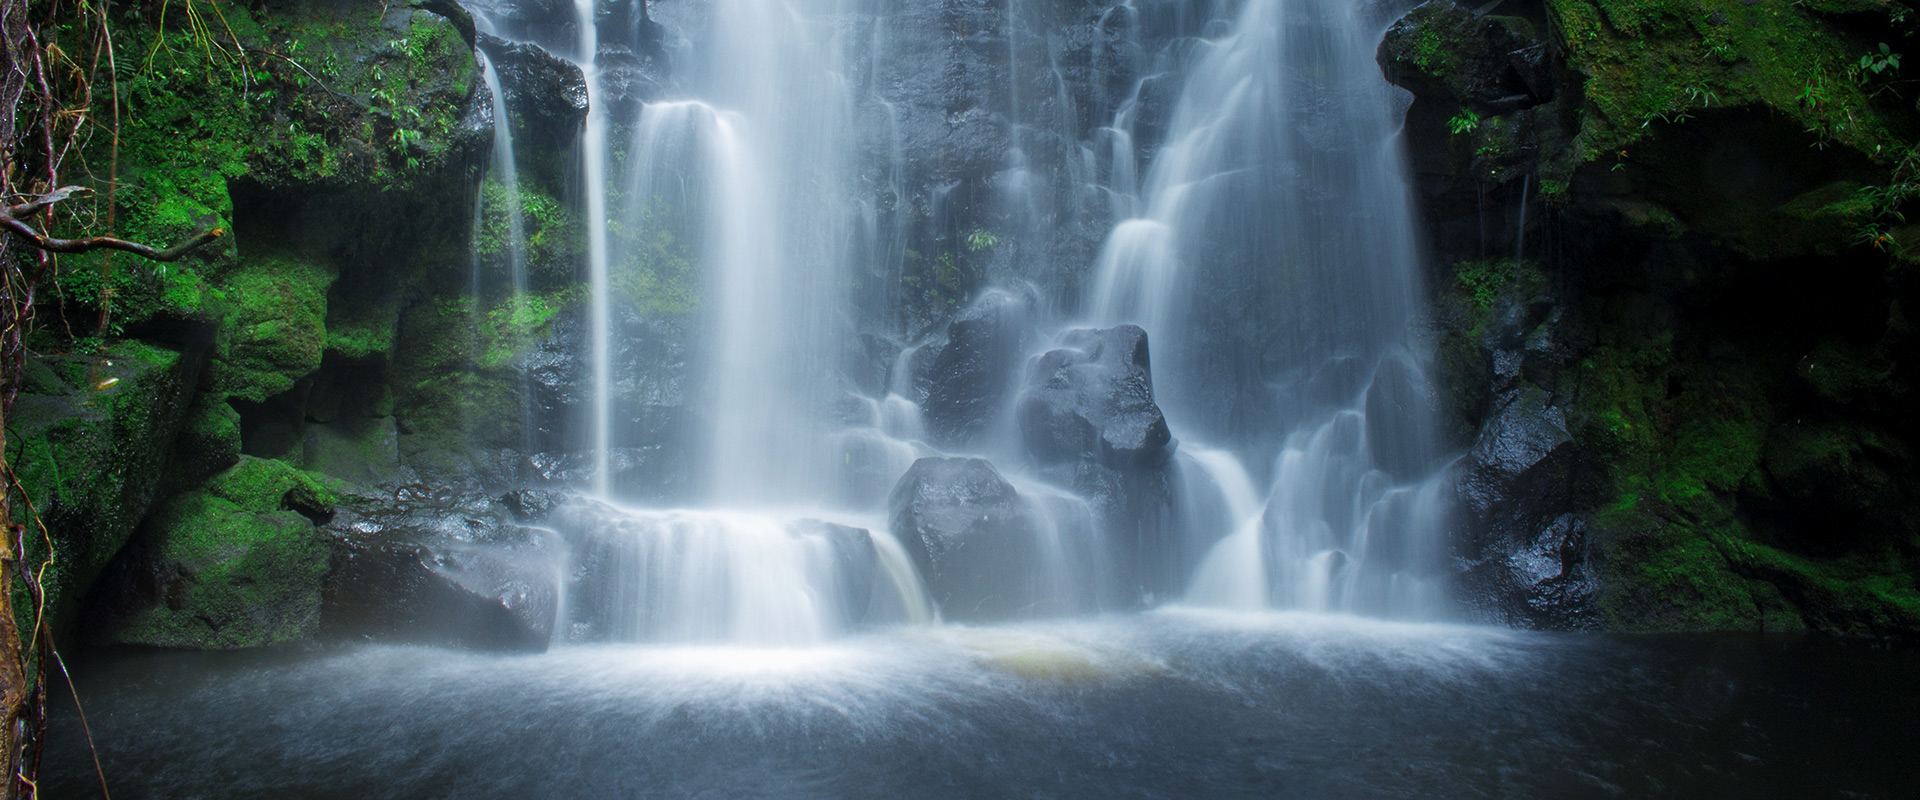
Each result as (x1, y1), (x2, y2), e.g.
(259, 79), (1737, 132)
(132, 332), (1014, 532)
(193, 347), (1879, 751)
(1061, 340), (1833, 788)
(1546, 0), (1904, 174)
(1797, 336), (1895, 402)
(1410, 21), (1456, 77)
(53, 1), (479, 333)
(204, 455), (342, 516)
(208, 253), (336, 402)
(478, 178), (584, 289)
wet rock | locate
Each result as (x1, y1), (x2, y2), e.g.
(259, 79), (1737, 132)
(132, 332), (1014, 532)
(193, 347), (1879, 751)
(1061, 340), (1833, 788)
(790, 520), (880, 625)
(1450, 384), (1592, 628)
(500, 487), (569, 522)
(922, 291), (1031, 447)
(321, 483), (562, 651)
(520, 302), (691, 497)
(477, 34), (588, 144)
(887, 457), (1045, 620)
(1377, 1), (1554, 113)
(1017, 324), (1171, 469)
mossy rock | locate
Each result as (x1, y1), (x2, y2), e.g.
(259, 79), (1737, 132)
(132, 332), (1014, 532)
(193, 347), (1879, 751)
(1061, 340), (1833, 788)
(1546, 0), (1905, 171)
(5, 342), (204, 638)
(208, 253), (337, 402)
(163, 392), (245, 497)
(103, 457), (341, 650)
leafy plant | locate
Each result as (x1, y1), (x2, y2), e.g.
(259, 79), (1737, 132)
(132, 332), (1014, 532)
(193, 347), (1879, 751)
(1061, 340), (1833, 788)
(1447, 110), (1480, 136)
(1857, 42), (1902, 84)
(965, 230), (998, 252)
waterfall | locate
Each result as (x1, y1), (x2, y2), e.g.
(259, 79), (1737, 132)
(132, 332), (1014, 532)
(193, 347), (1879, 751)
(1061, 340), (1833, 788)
(461, 0), (1448, 645)
(1087, 0), (1444, 616)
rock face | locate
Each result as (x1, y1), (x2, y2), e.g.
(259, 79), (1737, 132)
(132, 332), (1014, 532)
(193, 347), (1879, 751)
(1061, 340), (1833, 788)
(921, 291), (1032, 448)
(7, 343), (206, 640)
(519, 302), (693, 502)
(1017, 325), (1171, 469)
(888, 457), (1046, 620)
(1389, 1), (1920, 636)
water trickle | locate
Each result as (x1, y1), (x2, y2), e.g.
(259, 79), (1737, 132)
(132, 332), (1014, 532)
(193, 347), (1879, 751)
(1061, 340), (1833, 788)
(576, 0), (615, 497)
(478, 50), (529, 294)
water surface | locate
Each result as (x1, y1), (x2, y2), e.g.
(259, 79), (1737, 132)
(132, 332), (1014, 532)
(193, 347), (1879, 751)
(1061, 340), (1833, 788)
(46, 610), (1917, 798)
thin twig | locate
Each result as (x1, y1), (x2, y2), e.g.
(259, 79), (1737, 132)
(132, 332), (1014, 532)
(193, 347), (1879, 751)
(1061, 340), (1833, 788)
(47, 649), (106, 800)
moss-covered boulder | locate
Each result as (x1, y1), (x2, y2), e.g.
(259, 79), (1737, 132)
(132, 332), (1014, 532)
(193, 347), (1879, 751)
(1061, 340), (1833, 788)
(209, 254), (338, 403)
(98, 457), (342, 649)
(5, 342), (205, 638)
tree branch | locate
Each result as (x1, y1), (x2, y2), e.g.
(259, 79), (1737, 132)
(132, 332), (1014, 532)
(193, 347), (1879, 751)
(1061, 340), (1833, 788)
(5, 185), (88, 218)
(0, 214), (225, 261)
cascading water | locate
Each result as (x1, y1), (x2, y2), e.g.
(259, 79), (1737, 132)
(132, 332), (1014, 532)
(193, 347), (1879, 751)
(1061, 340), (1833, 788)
(485, 0), (1447, 647)
(1087, 0), (1445, 616)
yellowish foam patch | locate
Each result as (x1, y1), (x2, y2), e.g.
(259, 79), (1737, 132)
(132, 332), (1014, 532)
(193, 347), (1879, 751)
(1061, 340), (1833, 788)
(948, 628), (1164, 682)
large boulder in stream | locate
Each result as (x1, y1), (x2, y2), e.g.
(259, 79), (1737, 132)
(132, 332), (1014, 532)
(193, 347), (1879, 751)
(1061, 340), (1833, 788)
(889, 457), (1052, 620)
(323, 483), (564, 651)
(1017, 325), (1171, 469)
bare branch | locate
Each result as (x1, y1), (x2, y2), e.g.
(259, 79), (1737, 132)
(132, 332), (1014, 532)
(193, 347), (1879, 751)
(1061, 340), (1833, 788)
(0, 215), (225, 261)
(5, 185), (89, 218)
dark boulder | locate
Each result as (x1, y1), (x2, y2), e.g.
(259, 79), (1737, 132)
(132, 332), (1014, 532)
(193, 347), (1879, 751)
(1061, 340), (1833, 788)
(322, 484), (562, 651)
(1451, 383), (1594, 628)
(1017, 324), (1171, 468)
(888, 457), (1045, 620)
(921, 291), (1032, 447)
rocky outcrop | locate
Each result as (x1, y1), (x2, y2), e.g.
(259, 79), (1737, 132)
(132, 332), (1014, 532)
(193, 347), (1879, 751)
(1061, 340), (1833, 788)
(89, 458), (341, 649)
(1389, 0), (1920, 636)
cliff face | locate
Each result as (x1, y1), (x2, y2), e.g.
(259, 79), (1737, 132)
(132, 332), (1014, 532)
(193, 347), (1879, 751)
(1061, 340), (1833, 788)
(1382, 0), (1920, 636)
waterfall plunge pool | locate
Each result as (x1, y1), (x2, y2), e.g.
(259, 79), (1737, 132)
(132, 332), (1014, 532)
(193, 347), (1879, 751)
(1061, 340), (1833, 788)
(44, 610), (1916, 798)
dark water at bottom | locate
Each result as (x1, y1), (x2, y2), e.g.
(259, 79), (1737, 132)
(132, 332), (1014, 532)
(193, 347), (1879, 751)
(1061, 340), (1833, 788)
(41, 609), (1918, 798)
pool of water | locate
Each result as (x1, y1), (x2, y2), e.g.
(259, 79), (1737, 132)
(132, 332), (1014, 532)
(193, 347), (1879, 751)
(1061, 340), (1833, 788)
(43, 609), (1918, 798)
